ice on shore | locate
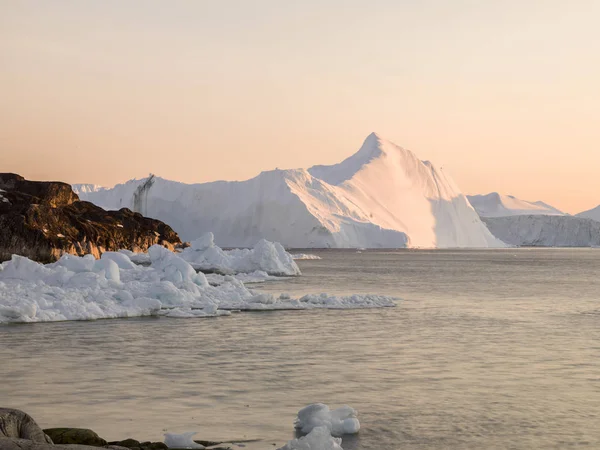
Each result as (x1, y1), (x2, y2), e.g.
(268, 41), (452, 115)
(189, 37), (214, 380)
(164, 432), (205, 449)
(0, 245), (396, 323)
(278, 426), (343, 450)
(295, 403), (360, 436)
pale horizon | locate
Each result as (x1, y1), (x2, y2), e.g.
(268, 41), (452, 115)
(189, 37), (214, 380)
(1, 0), (599, 214)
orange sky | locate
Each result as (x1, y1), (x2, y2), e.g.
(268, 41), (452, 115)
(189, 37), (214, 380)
(1, 1), (599, 214)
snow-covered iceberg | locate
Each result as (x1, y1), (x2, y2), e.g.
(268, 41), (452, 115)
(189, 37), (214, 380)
(576, 204), (600, 222)
(0, 247), (396, 324)
(467, 192), (564, 218)
(75, 133), (505, 249)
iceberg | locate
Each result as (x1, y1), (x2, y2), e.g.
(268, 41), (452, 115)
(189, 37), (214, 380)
(75, 133), (505, 249)
(467, 192), (564, 218)
(482, 215), (600, 247)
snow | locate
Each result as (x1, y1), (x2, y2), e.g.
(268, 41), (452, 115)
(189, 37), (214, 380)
(295, 403), (360, 436)
(291, 254), (322, 260)
(71, 183), (106, 195)
(482, 215), (600, 247)
(467, 192), (565, 218)
(278, 426), (343, 450)
(164, 432), (205, 449)
(77, 133), (505, 249)
(0, 246), (397, 324)
(576, 204), (600, 222)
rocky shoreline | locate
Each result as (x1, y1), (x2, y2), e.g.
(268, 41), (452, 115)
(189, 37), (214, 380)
(0, 408), (233, 450)
(0, 173), (181, 263)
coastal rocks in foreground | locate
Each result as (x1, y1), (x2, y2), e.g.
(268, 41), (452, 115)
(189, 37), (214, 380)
(0, 408), (53, 444)
(0, 173), (181, 263)
(0, 408), (229, 450)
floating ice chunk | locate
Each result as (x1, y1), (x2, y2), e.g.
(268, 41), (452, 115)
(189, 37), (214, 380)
(278, 426), (343, 450)
(295, 404), (360, 436)
(291, 254), (322, 260)
(164, 432), (205, 449)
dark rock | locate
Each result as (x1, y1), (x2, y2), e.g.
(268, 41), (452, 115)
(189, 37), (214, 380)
(106, 439), (168, 450)
(0, 173), (181, 263)
(0, 437), (122, 450)
(0, 408), (52, 443)
(43, 428), (107, 447)
(107, 439), (140, 449)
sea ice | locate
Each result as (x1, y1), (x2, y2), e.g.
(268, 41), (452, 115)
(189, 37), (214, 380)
(295, 403), (360, 436)
(278, 426), (343, 450)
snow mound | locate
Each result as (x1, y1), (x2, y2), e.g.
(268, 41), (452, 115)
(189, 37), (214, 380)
(278, 426), (343, 450)
(78, 133), (505, 249)
(483, 215), (600, 247)
(467, 192), (564, 218)
(0, 250), (396, 324)
(576, 204), (600, 222)
(295, 403), (360, 436)
(291, 254), (322, 260)
(164, 432), (205, 449)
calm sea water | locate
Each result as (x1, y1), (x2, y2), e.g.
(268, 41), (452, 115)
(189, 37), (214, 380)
(1, 249), (600, 449)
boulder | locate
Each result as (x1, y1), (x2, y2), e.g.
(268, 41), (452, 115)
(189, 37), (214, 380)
(0, 408), (52, 443)
(43, 429), (106, 447)
(0, 438), (129, 450)
(0, 173), (181, 263)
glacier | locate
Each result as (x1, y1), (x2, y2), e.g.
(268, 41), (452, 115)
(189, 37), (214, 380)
(74, 133), (504, 249)
(467, 192), (564, 218)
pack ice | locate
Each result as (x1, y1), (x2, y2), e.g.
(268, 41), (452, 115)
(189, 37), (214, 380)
(75, 133), (504, 249)
(0, 239), (396, 324)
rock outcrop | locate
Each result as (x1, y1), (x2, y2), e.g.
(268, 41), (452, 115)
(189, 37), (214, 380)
(0, 174), (181, 263)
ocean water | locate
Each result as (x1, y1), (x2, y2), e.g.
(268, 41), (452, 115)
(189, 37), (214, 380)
(1, 249), (600, 449)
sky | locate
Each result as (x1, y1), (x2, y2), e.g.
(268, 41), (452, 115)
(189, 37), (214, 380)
(1, 0), (599, 214)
